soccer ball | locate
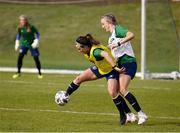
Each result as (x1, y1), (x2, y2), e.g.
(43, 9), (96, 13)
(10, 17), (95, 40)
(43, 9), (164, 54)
(55, 91), (70, 106)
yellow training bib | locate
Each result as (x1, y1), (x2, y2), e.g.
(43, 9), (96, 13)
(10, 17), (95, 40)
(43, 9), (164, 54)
(84, 44), (114, 75)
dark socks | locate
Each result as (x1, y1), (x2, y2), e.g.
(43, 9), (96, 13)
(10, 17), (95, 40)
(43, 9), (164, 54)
(125, 92), (141, 112)
(34, 56), (41, 75)
(17, 53), (24, 73)
(113, 95), (125, 115)
(113, 95), (126, 125)
(121, 97), (131, 114)
(66, 82), (79, 95)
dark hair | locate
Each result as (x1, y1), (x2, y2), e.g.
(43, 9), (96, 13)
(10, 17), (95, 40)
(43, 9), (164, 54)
(101, 13), (118, 25)
(76, 34), (100, 47)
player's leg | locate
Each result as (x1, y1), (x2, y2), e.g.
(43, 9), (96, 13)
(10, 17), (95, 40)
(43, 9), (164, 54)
(13, 46), (27, 79)
(106, 70), (131, 125)
(17, 53), (25, 74)
(118, 84), (136, 123)
(119, 74), (140, 110)
(33, 56), (42, 75)
(66, 68), (97, 96)
(31, 48), (42, 78)
(119, 62), (142, 112)
(106, 71), (132, 115)
(119, 74), (147, 124)
(107, 78), (127, 125)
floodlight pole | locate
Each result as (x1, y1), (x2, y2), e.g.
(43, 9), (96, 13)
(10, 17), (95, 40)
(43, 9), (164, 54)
(141, 0), (146, 79)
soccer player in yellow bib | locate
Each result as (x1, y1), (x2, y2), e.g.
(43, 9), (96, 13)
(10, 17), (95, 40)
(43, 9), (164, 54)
(64, 34), (130, 125)
(101, 13), (148, 125)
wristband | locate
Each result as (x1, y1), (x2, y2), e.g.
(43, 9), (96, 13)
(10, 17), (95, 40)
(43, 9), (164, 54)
(112, 65), (117, 69)
(118, 42), (121, 46)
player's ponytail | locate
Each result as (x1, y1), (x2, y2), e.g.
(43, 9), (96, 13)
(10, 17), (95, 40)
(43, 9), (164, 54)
(101, 13), (118, 25)
(85, 34), (100, 45)
(76, 34), (100, 47)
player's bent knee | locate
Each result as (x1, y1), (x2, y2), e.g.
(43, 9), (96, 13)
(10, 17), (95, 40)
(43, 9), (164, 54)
(73, 76), (83, 85)
(120, 88), (129, 96)
(108, 89), (118, 98)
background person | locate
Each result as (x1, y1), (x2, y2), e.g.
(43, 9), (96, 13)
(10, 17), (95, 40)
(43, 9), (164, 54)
(13, 15), (43, 79)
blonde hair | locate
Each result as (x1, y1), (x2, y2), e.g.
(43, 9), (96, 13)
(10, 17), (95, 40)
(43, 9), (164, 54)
(18, 15), (31, 33)
(101, 13), (118, 25)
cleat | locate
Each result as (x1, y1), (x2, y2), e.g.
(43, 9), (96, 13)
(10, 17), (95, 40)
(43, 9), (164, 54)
(38, 75), (43, 79)
(126, 113), (137, 123)
(138, 112), (148, 125)
(12, 73), (20, 79)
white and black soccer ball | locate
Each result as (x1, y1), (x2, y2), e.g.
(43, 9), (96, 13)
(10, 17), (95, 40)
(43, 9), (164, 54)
(55, 91), (70, 106)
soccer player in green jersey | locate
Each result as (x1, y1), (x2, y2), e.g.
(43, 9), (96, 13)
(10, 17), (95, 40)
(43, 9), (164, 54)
(101, 13), (147, 125)
(13, 15), (43, 79)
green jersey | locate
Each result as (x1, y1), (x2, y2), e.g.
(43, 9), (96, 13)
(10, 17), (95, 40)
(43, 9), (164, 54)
(93, 48), (104, 61)
(115, 25), (128, 38)
(17, 24), (39, 48)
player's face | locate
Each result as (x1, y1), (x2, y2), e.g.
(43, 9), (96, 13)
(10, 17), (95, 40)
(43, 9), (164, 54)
(75, 43), (90, 54)
(101, 18), (111, 32)
(19, 17), (27, 26)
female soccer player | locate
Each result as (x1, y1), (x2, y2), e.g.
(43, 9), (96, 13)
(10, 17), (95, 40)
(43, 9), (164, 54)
(101, 13), (148, 125)
(63, 34), (131, 125)
(13, 15), (43, 79)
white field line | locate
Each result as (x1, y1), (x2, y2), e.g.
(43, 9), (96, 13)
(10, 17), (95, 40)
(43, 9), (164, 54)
(0, 79), (106, 88)
(0, 79), (179, 91)
(0, 107), (180, 120)
(1, 67), (180, 79)
(0, 67), (83, 74)
(0, 67), (142, 77)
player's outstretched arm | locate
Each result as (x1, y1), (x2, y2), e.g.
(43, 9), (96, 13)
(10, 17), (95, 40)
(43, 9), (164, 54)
(101, 51), (116, 67)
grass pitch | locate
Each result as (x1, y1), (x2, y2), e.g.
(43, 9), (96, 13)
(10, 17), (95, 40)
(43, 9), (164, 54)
(0, 2), (180, 72)
(0, 72), (180, 132)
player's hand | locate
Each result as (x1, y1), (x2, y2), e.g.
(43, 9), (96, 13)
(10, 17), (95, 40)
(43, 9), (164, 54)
(109, 43), (118, 49)
(32, 39), (39, 49)
(114, 66), (126, 74)
(109, 41), (122, 49)
(15, 40), (20, 51)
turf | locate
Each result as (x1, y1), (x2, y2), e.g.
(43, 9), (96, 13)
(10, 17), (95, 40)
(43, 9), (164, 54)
(0, 2), (179, 72)
(0, 72), (180, 132)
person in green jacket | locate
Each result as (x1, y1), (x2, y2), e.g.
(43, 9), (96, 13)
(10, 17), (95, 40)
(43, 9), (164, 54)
(13, 15), (43, 79)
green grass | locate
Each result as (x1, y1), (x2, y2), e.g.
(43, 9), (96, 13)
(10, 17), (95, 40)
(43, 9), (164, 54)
(0, 3), (141, 70)
(0, 72), (180, 131)
(0, 2), (179, 72)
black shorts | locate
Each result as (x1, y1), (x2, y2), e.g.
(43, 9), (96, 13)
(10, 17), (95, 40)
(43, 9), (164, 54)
(118, 62), (137, 79)
(90, 66), (119, 81)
